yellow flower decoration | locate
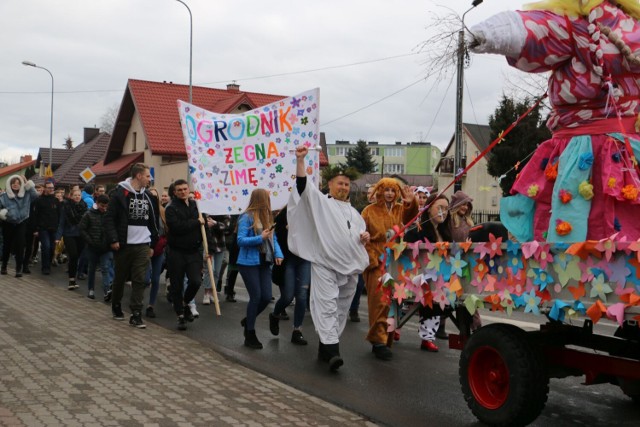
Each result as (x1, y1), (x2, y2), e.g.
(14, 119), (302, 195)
(579, 181), (594, 200)
(608, 177), (617, 189)
(527, 184), (539, 197)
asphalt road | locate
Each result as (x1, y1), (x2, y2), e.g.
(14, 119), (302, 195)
(41, 263), (640, 427)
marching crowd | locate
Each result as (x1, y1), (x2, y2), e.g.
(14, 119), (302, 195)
(0, 150), (476, 372)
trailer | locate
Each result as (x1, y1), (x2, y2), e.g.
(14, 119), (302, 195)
(386, 237), (640, 426)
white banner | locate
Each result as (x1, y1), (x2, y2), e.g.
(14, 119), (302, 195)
(177, 88), (320, 215)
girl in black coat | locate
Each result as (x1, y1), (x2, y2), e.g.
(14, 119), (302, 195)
(404, 193), (451, 352)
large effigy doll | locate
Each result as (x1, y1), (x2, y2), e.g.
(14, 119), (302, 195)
(470, 0), (640, 243)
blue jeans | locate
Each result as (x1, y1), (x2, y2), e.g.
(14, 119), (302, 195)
(274, 257), (310, 328)
(238, 264), (272, 331)
(146, 252), (165, 307)
(39, 230), (56, 272)
(86, 248), (113, 294)
(203, 251), (224, 292)
(350, 274), (365, 312)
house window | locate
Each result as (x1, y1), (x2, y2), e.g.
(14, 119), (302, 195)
(335, 147), (351, 156)
(384, 164), (404, 174)
(132, 132), (137, 152)
(370, 147), (380, 156)
(384, 147), (404, 157)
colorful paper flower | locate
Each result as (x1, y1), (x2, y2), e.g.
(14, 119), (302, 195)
(527, 184), (539, 197)
(532, 268), (554, 291)
(578, 152), (594, 170)
(555, 219), (572, 236)
(559, 189), (572, 204)
(622, 185), (639, 200)
(545, 162), (558, 181)
(579, 181), (594, 200)
(608, 177), (617, 189)
(589, 273), (613, 302)
(523, 289), (541, 315)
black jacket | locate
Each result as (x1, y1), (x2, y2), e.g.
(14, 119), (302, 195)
(104, 182), (159, 249)
(33, 194), (61, 232)
(165, 198), (202, 253)
(79, 207), (110, 253)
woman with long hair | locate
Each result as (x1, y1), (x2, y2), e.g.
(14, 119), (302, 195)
(449, 191), (474, 243)
(56, 188), (88, 290)
(145, 187), (168, 318)
(404, 193), (451, 352)
(237, 189), (284, 349)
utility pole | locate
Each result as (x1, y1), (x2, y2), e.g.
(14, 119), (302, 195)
(454, 0), (483, 192)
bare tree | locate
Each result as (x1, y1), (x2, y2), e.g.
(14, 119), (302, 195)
(502, 71), (551, 112)
(99, 104), (120, 133)
(64, 135), (74, 150)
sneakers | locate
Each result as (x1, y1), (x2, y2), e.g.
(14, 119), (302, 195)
(183, 306), (195, 322)
(129, 312), (146, 329)
(225, 293), (237, 302)
(421, 340), (439, 352)
(87, 290), (95, 299)
(104, 288), (113, 303)
(189, 303), (199, 319)
(68, 280), (77, 290)
(291, 330), (308, 345)
(372, 344), (393, 361)
(15, 272), (23, 278)
(112, 304), (125, 321)
(77, 273), (87, 280)
(177, 315), (187, 331)
(269, 313), (280, 336)
(145, 306), (156, 318)
(202, 291), (211, 305)
(22, 266), (31, 274)
(349, 310), (360, 322)
(275, 310), (289, 321)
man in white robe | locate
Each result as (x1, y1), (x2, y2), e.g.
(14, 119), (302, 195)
(287, 146), (370, 371)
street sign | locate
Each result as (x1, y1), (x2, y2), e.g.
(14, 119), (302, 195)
(80, 167), (96, 183)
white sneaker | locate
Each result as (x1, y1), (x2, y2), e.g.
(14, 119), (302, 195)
(189, 303), (199, 318)
(202, 292), (211, 305)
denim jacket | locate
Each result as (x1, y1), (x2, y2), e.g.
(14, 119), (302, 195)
(236, 213), (283, 266)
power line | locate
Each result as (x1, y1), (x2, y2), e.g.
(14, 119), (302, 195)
(1, 52), (421, 95)
(422, 72), (455, 142)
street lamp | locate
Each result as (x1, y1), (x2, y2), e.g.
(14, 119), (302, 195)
(453, 0), (482, 192)
(175, 0), (193, 103)
(22, 60), (54, 173)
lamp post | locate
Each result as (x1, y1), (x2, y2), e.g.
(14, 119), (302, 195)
(175, 0), (193, 103)
(22, 60), (54, 173)
(453, 0), (483, 192)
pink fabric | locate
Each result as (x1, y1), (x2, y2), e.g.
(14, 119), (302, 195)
(507, 5), (640, 241)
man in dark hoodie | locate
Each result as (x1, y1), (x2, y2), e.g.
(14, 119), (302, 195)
(104, 163), (159, 329)
(165, 179), (211, 331)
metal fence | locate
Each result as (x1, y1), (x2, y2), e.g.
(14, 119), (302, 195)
(472, 210), (500, 224)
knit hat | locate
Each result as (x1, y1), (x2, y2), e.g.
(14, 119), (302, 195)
(450, 190), (473, 212)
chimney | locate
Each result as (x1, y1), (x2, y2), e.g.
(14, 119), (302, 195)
(20, 155), (33, 163)
(226, 81), (240, 92)
(84, 127), (100, 143)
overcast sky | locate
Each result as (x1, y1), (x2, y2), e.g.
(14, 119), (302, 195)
(0, 0), (522, 164)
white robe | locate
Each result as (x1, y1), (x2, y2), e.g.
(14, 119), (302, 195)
(287, 179), (369, 344)
(287, 181), (369, 275)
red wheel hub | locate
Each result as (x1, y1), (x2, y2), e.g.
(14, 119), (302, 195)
(468, 345), (510, 409)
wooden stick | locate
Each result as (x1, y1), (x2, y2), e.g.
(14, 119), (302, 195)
(200, 213), (221, 316)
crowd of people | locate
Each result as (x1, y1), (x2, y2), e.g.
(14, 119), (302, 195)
(0, 157), (473, 373)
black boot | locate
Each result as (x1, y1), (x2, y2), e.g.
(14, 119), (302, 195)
(244, 330), (263, 349)
(269, 312), (280, 336)
(318, 341), (330, 362)
(324, 343), (344, 372)
(436, 317), (448, 340)
(240, 317), (247, 338)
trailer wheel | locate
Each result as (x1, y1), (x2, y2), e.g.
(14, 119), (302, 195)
(460, 324), (549, 427)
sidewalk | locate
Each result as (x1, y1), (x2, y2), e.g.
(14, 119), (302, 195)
(0, 268), (375, 427)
